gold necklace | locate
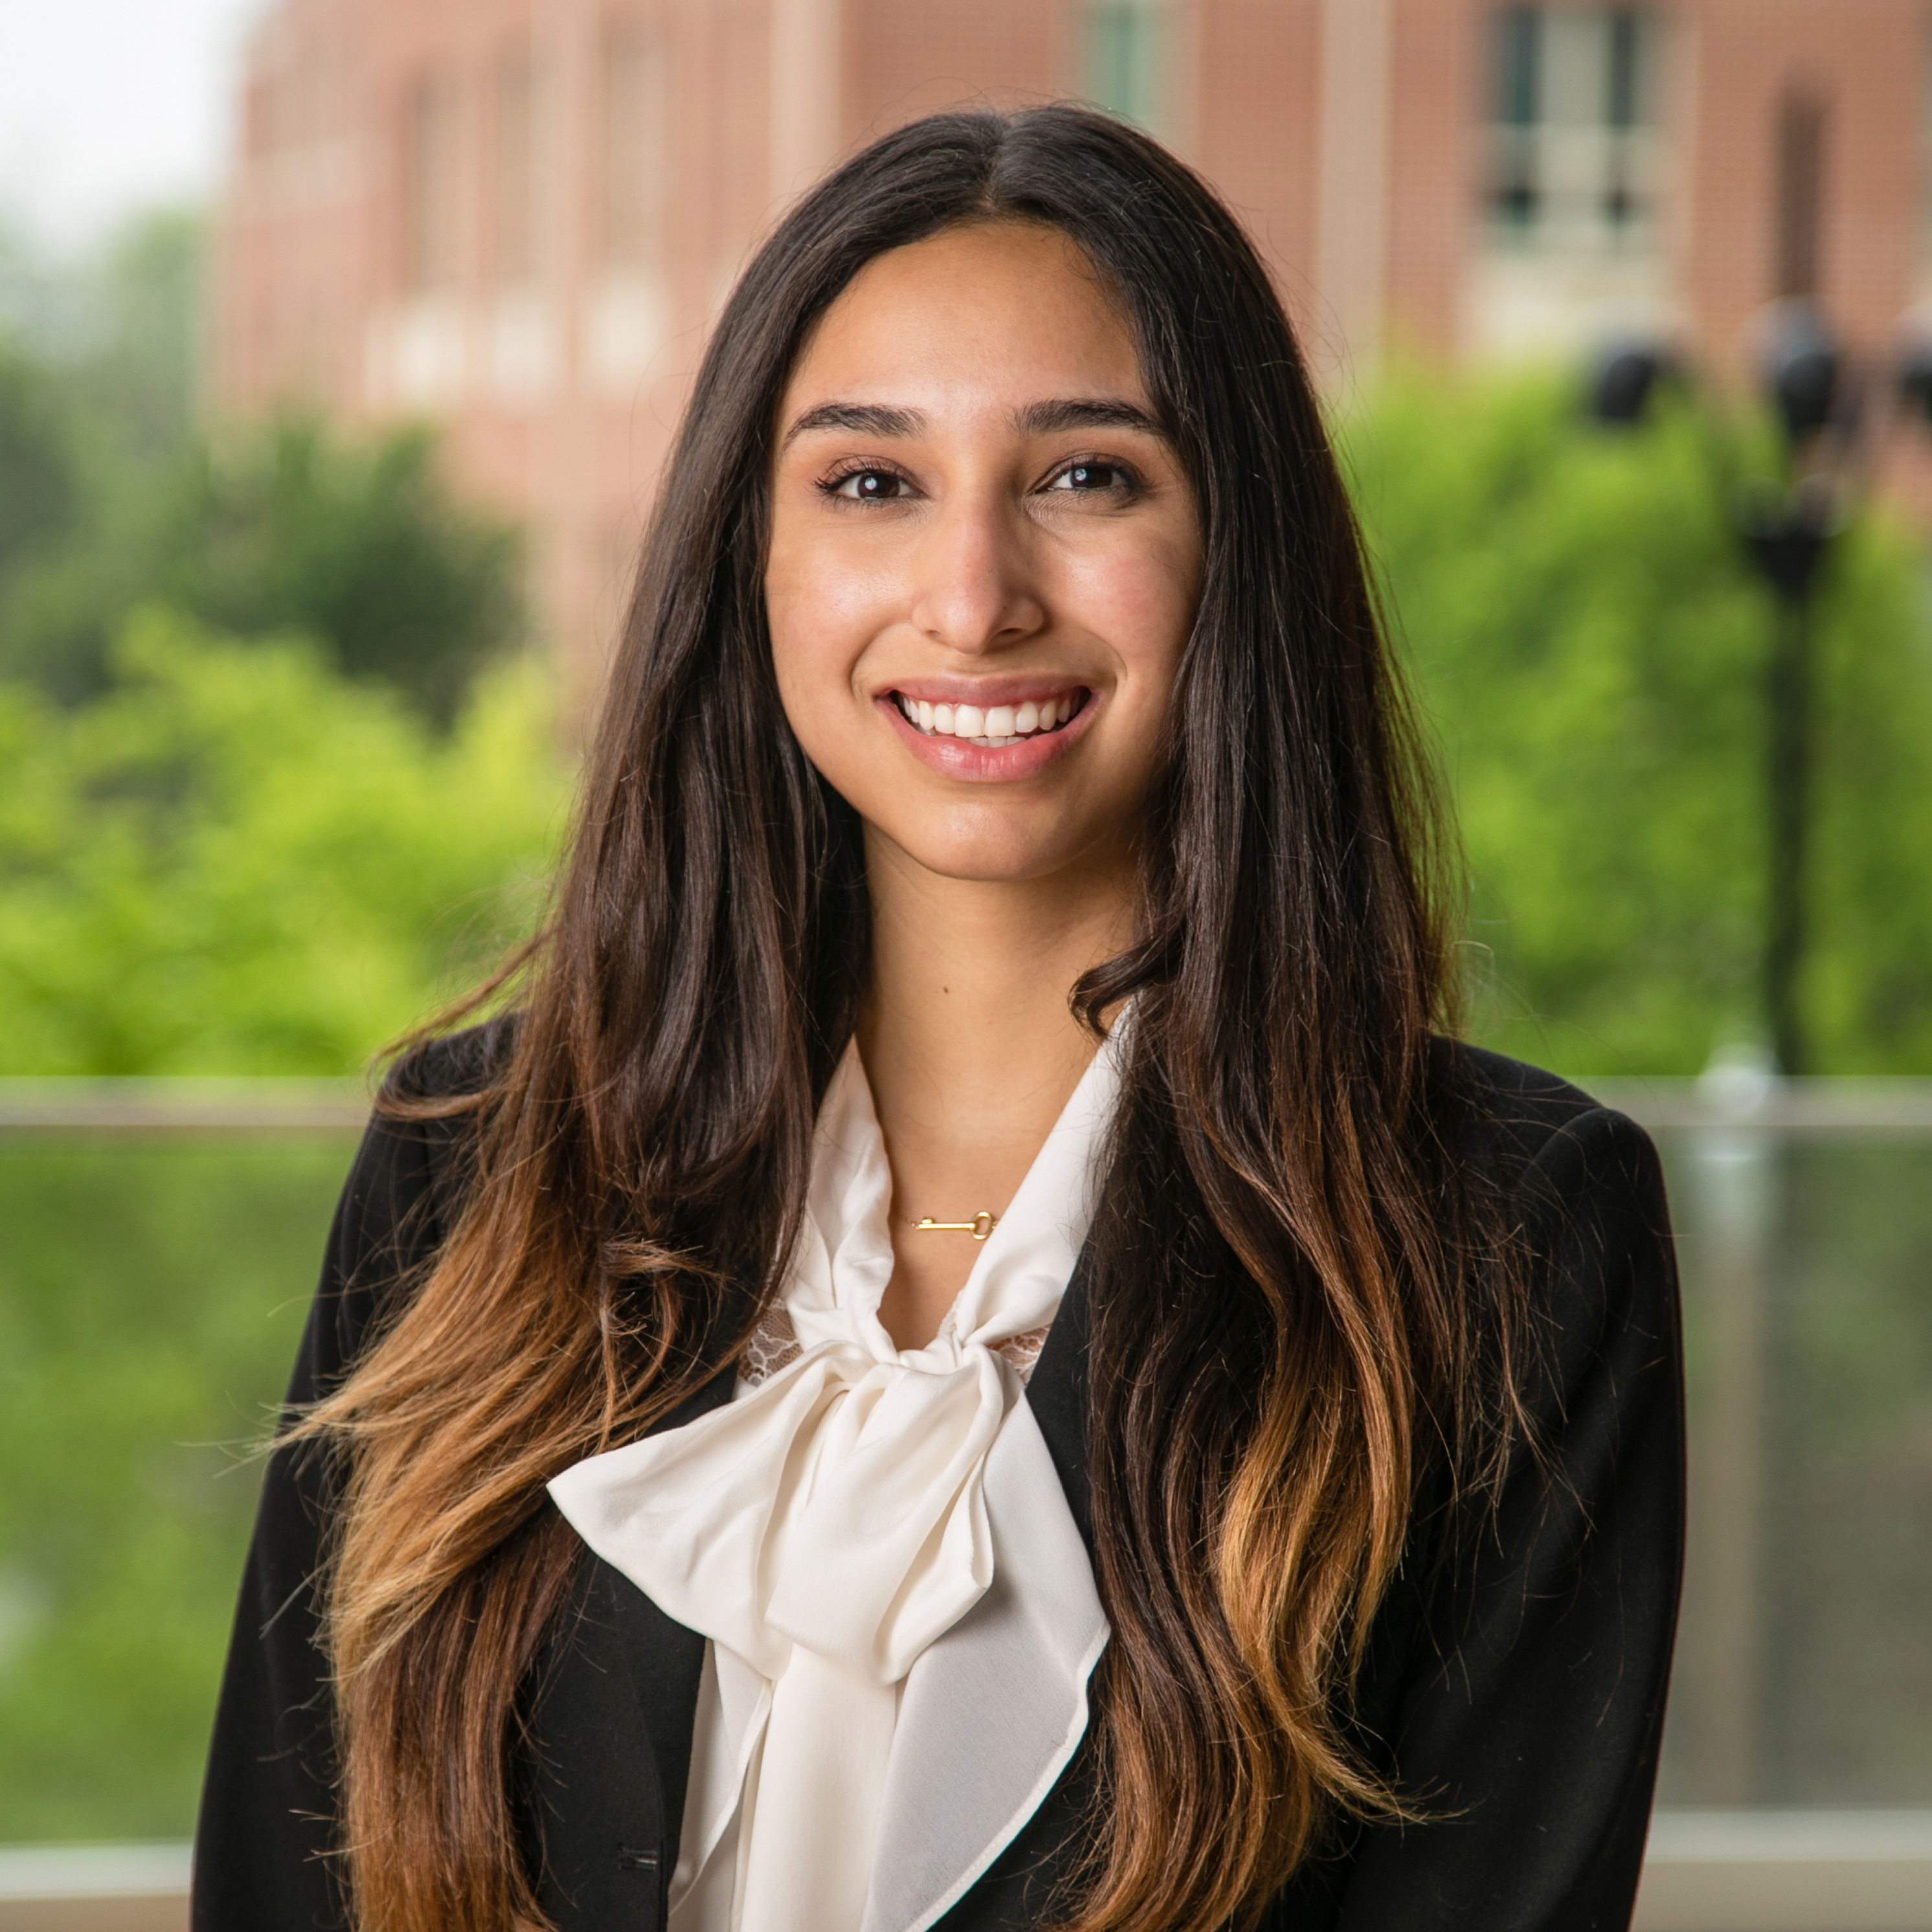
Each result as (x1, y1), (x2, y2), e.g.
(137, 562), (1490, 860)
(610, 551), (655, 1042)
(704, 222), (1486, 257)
(899, 1208), (1000, 1242)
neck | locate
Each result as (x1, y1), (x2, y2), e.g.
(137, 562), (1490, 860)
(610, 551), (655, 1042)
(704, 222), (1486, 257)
(858, 829), (1131, 1151)
(856, 829), (1132, 1345)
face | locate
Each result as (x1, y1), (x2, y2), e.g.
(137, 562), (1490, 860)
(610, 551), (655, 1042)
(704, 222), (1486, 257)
(765, 221), (1203, 889)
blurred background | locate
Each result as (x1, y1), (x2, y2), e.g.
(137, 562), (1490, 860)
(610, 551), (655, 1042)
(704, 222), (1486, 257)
(3, 3), (1931, 1928)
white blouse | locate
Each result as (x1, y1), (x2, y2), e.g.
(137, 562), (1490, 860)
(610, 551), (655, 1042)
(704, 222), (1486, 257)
(547, 1031), (1121, 1932)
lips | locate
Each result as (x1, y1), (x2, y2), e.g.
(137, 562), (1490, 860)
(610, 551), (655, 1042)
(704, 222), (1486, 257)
(875, 680), (1096, 781)
(891, 687), (1089, 748)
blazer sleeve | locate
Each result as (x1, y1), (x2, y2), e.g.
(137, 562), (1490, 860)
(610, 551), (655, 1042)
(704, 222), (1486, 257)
(1310, 1105), (1687, 1932)
(191, 1092), (460, 1932)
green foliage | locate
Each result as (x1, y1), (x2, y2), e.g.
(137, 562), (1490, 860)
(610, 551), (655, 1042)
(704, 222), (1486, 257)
(1, 414), (524, 719)
(0, 210), (521, 716)
(63, 209), (207, 473)
(0, 210), (205, 704)
(1342, 372), (1932, 1076)
(0, 339), (76, 578)
(0, 608), (570, 1076)
(144, 419), (523, 723)
(1806, 539), (1932, 1072)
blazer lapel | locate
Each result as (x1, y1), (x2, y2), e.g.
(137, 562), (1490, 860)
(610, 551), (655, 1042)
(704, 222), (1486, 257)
(1015, 1253), (1094, 1551)
(521, 1367), (736, 1931)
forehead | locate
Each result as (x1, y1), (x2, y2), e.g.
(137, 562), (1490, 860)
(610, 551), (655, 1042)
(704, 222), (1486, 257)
(781, 221), (1148, 419)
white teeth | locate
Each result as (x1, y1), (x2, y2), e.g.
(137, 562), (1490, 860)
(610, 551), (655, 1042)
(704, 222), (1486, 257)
(898, 690), (1082, 742)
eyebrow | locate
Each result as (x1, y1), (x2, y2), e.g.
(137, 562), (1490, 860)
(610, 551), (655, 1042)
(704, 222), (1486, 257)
(1016, 397), (1165, 438)
(780, 396), (1167, 447)
(782, 402), (924, 445)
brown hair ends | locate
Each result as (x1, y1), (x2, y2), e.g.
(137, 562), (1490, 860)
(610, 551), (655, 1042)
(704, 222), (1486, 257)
(292, 105), (1520, 1932)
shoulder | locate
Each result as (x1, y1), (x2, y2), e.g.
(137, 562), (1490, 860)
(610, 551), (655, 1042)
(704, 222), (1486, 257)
(304, 1016), (519, 1394)
(357, 1013), (519, 1241)
(1440, 1039), (1668, 1224)
(1437, 1041), (1677, 1378)
(380, 1011), (521, 1105)
(1440, 1044), (1679, 1452)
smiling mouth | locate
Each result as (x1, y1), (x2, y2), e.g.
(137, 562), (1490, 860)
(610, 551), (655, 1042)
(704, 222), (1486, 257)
(891, 688), (1090, 748)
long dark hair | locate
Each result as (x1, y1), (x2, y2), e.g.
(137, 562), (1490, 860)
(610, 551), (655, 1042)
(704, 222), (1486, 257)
(298, 105), (1516, 1932)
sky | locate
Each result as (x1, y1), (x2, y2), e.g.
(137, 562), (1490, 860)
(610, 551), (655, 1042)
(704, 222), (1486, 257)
(0, 0), (262, 247)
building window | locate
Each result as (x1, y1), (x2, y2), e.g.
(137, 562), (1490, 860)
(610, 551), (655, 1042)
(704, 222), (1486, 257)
(494, 46), (548, 286)
(403, 69), (463, 293)
(1086, 0), (1166, 132)
(1922, 27), (1932, 293)
(601, 22), (669, 273)
(495, 51), (535, 285)
(1487, 6), (1659, 251)
(1773, 89), (1827, 300)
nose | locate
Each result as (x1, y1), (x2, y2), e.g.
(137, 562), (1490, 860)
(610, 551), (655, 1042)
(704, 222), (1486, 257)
(906, 493), (1048, 656)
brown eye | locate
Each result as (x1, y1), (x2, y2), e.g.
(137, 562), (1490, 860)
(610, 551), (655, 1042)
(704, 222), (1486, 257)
(831, 469), (908, 500)
(1050, 462), (1129, 493)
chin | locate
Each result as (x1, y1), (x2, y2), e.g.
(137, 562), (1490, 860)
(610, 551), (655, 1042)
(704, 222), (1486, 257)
(879, 809), (1116, 888)
(898, 840), (1068, 886)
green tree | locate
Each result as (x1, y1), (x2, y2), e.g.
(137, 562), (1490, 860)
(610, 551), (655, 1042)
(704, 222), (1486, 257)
(65, 208), (205, 474)
(1342, 372), (1932, 1076)
(0, 210), (521, 718)
(146, 418), (524, 722)
(1, 413), (524, 719)
(0, 208), (208, 703)
(0, 338), (75, 581)
(0, 607), (568, 1077)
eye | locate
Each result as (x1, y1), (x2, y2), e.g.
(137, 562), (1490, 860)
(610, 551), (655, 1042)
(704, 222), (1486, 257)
(1047, 460), (1136, 494)
(825, 467), (912, 501)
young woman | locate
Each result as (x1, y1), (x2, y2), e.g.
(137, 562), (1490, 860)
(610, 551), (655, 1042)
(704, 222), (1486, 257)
(194, 107), (1683, 1932)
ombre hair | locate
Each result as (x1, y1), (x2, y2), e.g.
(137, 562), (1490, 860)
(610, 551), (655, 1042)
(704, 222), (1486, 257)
(297, 104), (1522, 1932)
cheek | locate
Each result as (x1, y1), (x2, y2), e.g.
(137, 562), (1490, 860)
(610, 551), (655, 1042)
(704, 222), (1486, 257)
(766, 572), (903, 806)
(766, 534), (897, 703)
(1063, 535), (1197, 690)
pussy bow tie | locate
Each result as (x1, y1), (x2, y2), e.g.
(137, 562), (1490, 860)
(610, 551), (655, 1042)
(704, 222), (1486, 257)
(548, 1033), (1123, 1932)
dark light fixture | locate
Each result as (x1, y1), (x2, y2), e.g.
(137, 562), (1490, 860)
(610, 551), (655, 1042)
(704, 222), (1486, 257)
(1897, 334), (1932, 426)
(1590, 342), (1673, 425)
(1757, 301), (1841, 446)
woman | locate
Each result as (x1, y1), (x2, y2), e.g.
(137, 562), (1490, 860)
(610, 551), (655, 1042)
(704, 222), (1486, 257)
(194, 107), (1683, 1932)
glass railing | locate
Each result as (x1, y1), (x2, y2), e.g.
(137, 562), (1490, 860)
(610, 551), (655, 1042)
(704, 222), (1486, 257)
(1596, 1078), (1932, 1931)
(2, 1077), (1929, 1929)
(0, 1082), (362, 1858)
(1589, 1079), (1932, 1817)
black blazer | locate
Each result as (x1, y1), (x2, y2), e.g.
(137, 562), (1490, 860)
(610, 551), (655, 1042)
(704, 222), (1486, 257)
(193, 1034), (1684, 1932)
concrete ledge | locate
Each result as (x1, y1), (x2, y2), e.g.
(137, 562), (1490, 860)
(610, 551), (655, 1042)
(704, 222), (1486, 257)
(1585, 1076), (1932, 1136)
(0, 1846), (188, 1932)
(5, 1815), (1929, 1931)
(0, 1079), (367, 1133)
(1635, 1812), (1932, 1931)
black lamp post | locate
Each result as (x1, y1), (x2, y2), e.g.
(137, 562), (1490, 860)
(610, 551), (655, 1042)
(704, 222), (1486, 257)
(1587, 303), (1928, 1077)
(1745, 306), (1848, 1075)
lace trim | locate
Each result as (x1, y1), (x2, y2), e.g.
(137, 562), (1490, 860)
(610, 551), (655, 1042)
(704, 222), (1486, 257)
(740, 1303), (804, 1386)
(997, 1324), (1051, 1384)
(739, 1303), (1053, 1388)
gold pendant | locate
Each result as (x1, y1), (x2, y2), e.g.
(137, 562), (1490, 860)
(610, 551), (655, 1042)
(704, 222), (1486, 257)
(910, 1209), (998, 1241)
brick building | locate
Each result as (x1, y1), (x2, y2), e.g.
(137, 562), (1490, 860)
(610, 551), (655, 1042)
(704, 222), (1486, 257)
(211, 1), (1931, 676)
